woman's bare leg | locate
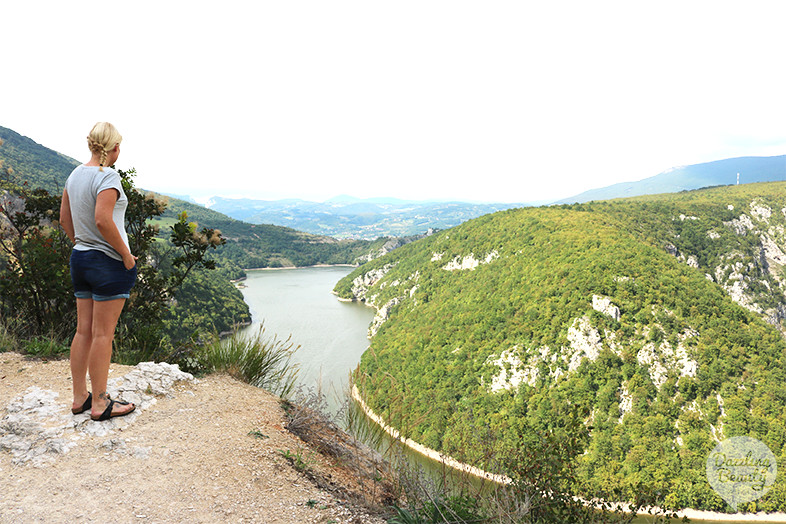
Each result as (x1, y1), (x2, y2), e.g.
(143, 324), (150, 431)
(70, 298), (94, 410)
(88, 298), (134, 417)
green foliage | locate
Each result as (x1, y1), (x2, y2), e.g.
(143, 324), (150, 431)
(248, 429), (269, 439)
(107, 168), (240, 362)
(278, 447), (312, 472)
(0, 173), (74, 340)
(159, 196), (385, 270)
(160, 267), (250, 342)
(196, 326), (299, 397)
(341, 182), (786, 513)
(388, 496), (486, 524)
(0, 126), (79, 194)
(21, 336), (70, 358)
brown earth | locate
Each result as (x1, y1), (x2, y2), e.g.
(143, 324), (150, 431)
(0, 352), (390, 523)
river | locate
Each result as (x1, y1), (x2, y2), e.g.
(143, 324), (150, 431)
(237, 266), (783, 524)
(238, 265), (373, 408)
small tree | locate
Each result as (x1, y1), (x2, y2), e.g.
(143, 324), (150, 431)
(108, 168), (226, 362)
(0, 172), (73, 339)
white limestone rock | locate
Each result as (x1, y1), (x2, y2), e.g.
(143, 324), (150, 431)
(368, 297), (402, 338)
(350, 263), (396, 302)
(724, 214), (756, 236)
(485, 345), (555, 392)
(592, 295), (620, 321)
(0, 363), (194, 465)
(618, 382), (632, 423)
(635, 329), (698, 389)
(566, 316), (603, 372)
(442, 251), (499, 271)
(750, 201), (772, 223)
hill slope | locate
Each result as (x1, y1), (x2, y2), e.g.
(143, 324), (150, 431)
(0, 125), (79, 193)
(555, 154), (786, 204)
(336, 182), (786, 512)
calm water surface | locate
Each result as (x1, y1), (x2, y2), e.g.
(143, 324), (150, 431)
(237, 266), (779, 524)
(239, 266), (373, 406)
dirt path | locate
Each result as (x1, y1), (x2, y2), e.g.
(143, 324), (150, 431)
(0, 352), (387, 523)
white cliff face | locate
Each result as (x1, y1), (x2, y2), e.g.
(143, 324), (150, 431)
(679, 214), (699, 221)
(442, 251), (499, 271)
(750, 201), (772, 223)
(710, 393), (727, 442)
(566, 316), (603, 372)
(761, 231), (786, 284)
(487, 348), (528, 393)
(368, 297), (402, 338)
(363, 270), (420, 337)
(723, 213), (755, 236)
(635, 328), (698, 389)
(485, 345), (558, 392)
(592, 295), (621, 321)
(664, 200), (786, 332)
(618, 382), (632, 422)
(350, 263), (396, 302)
(485, 297), (632, 394)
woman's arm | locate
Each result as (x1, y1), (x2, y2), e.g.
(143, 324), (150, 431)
(95, 188), (137, 269)
(59, 189), (75, 243)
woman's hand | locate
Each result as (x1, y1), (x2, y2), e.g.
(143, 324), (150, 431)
(123, 253), (138, 270)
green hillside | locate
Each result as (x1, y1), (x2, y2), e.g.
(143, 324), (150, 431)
(0, 126), (79, 193)
(155, 196), (386, 269)
(336, 181), (786, 511)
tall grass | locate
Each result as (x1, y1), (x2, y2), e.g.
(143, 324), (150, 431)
(197, 325), (300, 398)
(0, 316), (19, 353)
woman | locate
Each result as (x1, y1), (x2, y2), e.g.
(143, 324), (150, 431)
(59, 122), (137, 421)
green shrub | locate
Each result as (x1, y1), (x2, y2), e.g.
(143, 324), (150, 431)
(197, 326), (299, 397)
(21, 335), (69, 358)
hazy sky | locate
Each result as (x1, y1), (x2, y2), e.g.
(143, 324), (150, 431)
(3, 1), (785, 203)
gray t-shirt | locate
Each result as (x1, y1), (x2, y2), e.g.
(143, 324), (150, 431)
(64, 165), (130, 261)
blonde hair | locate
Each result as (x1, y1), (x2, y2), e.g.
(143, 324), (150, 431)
(86, 122), (122, 171)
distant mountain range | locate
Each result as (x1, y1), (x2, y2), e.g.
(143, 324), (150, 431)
(200, 195), (525, 240)
(554, 154), (786, 204)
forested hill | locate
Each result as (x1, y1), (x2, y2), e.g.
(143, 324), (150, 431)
(336, 181), (786, 512)
(0, 126), (79, 192)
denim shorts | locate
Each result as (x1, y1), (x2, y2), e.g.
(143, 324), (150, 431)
(70, 249), (137, 301)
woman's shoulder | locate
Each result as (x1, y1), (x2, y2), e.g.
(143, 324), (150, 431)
(66, 165), (122, 190)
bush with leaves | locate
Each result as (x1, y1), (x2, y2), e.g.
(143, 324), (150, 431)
(0, 172), (73, 340)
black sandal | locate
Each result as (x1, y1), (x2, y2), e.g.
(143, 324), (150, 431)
(91, 396), (136, 421)
(71, 392), (92, 415)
